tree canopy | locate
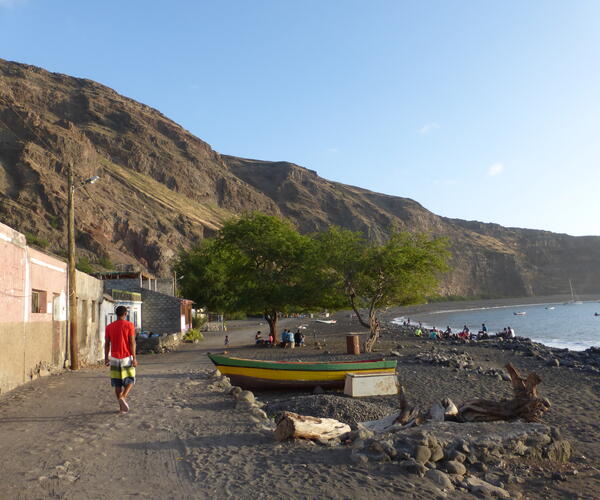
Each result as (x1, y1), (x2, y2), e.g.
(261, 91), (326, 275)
(316, 227), (450, 350)
(175, 213), (450, 350)
(174, 213), (325, 342)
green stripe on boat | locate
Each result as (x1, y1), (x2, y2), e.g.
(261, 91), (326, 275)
(207, 353), (396, 372)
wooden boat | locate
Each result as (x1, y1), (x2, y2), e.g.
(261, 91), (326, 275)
(513, 311), (527, 316)
(207, 353), (397, 390)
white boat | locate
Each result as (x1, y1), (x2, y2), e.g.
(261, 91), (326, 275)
(513, 311), (527, 316)
(545, 306), (555, 310)
(564, 279), (583, 304)
(315, 319), (337, 324)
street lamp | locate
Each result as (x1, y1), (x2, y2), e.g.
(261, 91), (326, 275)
(67, 163), (100, 370)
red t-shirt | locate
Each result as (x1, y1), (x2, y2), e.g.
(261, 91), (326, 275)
(105, 319), (135, 358)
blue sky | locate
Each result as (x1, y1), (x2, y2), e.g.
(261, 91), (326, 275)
(2, 0), (599, 236)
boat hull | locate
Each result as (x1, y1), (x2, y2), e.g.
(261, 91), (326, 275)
(207, 353), (397, 390)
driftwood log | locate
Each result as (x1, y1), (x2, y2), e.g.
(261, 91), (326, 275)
(360, 364), (550, 432)
(457, 363), (550, 423)
(274, 411), (351, 442)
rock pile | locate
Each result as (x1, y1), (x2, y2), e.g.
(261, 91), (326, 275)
(348, 421), (572, 497)
(413, 347), (475, 370)
(207, 370), (275, 431)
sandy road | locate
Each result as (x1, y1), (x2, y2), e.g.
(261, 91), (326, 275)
(1, 318), (442, 500)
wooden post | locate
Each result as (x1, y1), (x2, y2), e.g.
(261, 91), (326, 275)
(67, 162), (79, 370)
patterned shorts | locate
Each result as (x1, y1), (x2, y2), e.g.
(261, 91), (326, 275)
(109, 356), (136, 387)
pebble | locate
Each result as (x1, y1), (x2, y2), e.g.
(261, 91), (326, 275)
(425, 469), (454, 490)
(445, 460), (467, 476)
(413, 445), (432, 464)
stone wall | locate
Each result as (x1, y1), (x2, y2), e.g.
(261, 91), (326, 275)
(137, 332), (183, 354)
(138, 288), (181, 334)
(102, 280), (183, 334)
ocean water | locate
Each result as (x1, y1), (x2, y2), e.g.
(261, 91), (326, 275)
(394, 301), (600, 351)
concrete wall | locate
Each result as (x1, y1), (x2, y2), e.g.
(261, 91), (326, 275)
(0, 221), (105, 394)
(76, 270), (104, 364)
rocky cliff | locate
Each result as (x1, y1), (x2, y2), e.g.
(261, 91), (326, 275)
(1, 58), (598, 297)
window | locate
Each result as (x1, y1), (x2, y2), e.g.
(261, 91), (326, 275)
(32, 289), (47, 313)
(91, 300), (96, 322)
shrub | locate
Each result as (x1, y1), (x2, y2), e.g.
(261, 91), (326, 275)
(98, 256), (115, 270)
(25, 232), (49, 249)
(48, 215), (61, 229)
(76, 256), (94, 274)
(192, 316), (207, 330)
(183, 329), (204, 343)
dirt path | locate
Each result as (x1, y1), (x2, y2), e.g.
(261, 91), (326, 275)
(0, 321), (450, 500)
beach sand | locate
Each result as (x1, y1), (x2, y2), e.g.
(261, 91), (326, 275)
(1, 302), (599, 499)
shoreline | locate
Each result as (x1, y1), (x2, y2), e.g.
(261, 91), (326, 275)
(381, 293), (600, 318)
(381, 294), (600, 351)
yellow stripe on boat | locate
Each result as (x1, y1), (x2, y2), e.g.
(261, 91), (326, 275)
(217, 365), (395, 381)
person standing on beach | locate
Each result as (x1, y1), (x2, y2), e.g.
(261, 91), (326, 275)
(224, 335), (230, 347)
(104, 306), (137, 414)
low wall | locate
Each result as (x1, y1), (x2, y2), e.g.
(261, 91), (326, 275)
(137, 332), (183, 354)
(0, 320), (66, 395)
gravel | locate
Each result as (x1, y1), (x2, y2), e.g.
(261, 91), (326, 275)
(264, 394), (398, 427)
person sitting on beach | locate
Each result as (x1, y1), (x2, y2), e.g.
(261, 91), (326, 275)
(268, 333), (274, 345)
(255, 331), (263, 344)
(444, 326), (452, 339)
(429, 328), (438, 340)
(458, 325), (470, 340)
(414, 327), (422, 337)
(507, 326), (515, 338)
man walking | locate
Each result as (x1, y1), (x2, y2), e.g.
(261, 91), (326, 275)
(104, 306), (138, 414)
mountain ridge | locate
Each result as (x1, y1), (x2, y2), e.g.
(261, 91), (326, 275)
(1, 58), (599, 297)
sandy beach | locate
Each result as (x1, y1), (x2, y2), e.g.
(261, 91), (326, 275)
(1, 302), (599, 499)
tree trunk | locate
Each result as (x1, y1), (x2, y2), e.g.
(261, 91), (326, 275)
(274, 411), (351, 442)
(265, 310), (278, 343)
(364, 313), (380, 353)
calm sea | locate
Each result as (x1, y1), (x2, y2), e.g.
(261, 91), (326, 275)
(394, 301), (600, 351)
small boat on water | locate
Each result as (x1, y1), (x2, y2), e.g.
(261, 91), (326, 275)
(514, 311), (527, 316)
(207, 353), (397, 390)
(315, 319), (337, 324)
(564, 279), (584, 304)
(545, 306), (555, 310)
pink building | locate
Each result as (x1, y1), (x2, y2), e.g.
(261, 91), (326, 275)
(0, 221), (104, 394)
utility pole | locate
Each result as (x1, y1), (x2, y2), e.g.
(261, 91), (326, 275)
(67, 162), (79, 370)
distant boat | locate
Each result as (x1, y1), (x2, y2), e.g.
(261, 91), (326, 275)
(564, 279), (583, 304)
(595, 313), (600, 317)
(514, 311), (527, 316)
(545, 306), (555, 310)
(315, 319), (337, 324)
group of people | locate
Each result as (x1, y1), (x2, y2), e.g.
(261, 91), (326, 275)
(254, 329), (305, 348)
(415, 322), (516, 341)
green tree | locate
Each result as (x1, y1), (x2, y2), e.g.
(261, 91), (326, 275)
(175, 213), (325, 342)
(317, 227), (450, 351)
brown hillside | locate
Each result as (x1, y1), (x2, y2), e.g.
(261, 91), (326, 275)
(1, 58), (599, 297)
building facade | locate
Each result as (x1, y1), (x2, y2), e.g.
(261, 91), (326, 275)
(98, 274), (193, 335)
(0, 221), (105, 394)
